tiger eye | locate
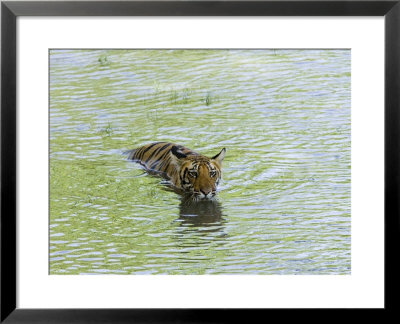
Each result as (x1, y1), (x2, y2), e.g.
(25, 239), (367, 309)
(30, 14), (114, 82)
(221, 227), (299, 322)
(188, 171), (197, 178)
(210, 171), (216, 177)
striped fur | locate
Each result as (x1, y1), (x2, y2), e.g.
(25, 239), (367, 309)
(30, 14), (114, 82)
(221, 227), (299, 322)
(126, 142), (226, 199)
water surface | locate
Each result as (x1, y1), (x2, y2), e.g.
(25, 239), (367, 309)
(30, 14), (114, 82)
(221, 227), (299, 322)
(50, 49), (351, 274)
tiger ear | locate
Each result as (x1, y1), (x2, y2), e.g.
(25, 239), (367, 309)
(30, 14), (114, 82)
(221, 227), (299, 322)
(170, 146), (187, 163)
(211, 148), (226, 165)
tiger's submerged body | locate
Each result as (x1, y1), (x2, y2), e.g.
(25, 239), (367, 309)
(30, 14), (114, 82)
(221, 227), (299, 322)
(126, 142), (226, 199)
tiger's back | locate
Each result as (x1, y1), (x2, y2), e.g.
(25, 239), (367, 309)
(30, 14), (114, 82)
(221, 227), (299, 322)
(126, 142), (226, 199)
(126, 142), (196, 177)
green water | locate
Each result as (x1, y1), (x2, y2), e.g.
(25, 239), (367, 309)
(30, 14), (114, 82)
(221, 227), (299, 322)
(49, 49), (351, 275)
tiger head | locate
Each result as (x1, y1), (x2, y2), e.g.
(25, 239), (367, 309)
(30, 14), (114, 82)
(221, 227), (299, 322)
(170, 146), (226, 200)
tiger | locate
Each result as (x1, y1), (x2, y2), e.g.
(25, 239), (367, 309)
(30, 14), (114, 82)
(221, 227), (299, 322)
(125, 142), (226, 200)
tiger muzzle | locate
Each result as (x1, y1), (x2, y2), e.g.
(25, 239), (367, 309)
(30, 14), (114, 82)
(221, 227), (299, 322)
(196, 188), (216, 199)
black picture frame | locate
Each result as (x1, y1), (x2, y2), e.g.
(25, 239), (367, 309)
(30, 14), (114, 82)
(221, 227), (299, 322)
(1, 0), (399, 322)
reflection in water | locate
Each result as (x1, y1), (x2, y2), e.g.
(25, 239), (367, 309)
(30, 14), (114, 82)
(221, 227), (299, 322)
(178, 195), (224, 226)
(160, 182), (228, 247)
(174, 196), (227, 249)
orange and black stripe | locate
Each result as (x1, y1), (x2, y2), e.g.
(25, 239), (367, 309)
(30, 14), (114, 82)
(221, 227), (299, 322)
(126, 142), (197, 176)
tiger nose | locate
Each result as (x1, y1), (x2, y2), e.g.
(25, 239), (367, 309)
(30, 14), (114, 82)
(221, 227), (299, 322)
(200, 189), (211, 196)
